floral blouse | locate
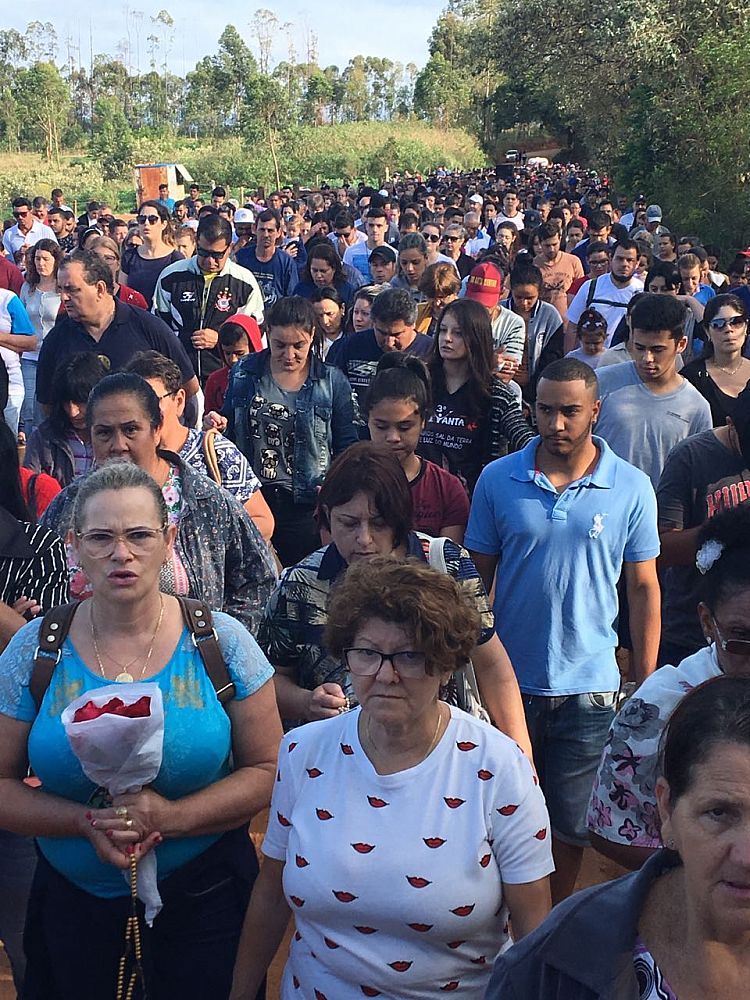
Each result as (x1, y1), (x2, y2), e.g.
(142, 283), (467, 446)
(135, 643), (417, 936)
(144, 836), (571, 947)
(587, 645), (720, 849)
(634, 938), (678, 999)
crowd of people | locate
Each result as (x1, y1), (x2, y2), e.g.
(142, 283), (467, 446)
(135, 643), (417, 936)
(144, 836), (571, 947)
(0, 161), (749, 998)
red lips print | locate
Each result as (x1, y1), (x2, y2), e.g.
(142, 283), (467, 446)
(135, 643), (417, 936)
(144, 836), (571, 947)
(456, 741), (477, 751)
(423, 837), (446, 848)
(314, 990), (328, 1000)
(316, 808), (333, 820)
(351, 842), (375, 854)
(354, 926), (378, 934)
(479, 853), (492, 868)
(290, 895), (305, 907)
(477, 769), (493, 780)
(332, 890), (357, 902)
(360, 988), (381, 997)
(293, 975), (300, 988)
(288, 742), (298, 752)
(295, 855), (309, 867)
(407, 923), (433, 932)
(441, 983), (460, 992)
(447, 940), (465, 949)
(324, 937), (339, 949)
(306, 767), (323, 778)
(277, 811), (291, 827)
(295, 930), (302, 941)
(444, 797), (465, 809)
(388, 961), (412, 972)
(497, 804), (519, 816)
(534, 827), (548, 840)
(451, 904), (475, 917)
(367, 795), (388, 808)
(471, 956), (487, 965)
(276, 770), (281, 782)
(340, 743), (354, 755)
(406, 876), (431, 888)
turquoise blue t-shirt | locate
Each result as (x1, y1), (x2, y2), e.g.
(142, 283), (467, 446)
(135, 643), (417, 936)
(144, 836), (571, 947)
(0, 612), (273, 897)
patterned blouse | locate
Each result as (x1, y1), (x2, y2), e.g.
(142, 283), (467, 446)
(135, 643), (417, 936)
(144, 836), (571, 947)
(634, 939), (678, 999)
(258, 532), (495, 725)
(587, 645), (719, 849)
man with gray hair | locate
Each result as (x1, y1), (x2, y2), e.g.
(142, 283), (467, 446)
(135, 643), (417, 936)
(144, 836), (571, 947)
(464, 212), (491, 257)
(327, 286), (433, 414)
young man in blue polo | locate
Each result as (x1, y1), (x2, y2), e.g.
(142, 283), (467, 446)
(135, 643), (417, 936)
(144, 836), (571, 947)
(466, 358), (661, 904)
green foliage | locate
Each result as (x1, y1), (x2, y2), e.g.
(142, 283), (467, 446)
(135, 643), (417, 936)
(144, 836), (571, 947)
(90, 98), (134, 180)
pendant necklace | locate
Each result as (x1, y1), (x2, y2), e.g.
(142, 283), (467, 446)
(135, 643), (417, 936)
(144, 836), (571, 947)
(91, 596), (165, 683)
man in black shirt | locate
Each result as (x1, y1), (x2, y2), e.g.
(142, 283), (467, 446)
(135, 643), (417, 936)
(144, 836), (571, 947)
(36, 251), (198, 408)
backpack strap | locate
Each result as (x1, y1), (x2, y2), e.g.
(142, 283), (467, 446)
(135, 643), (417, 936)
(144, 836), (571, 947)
(176, 596), (236, 706)
(201, 429), (222, 484)
(30, 602), (80, 708)
(585, 276), (598, 308)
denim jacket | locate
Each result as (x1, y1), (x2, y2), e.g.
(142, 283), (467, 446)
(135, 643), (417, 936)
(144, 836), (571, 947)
(40, 452), (277, 634)
(223, 350), (358, 504)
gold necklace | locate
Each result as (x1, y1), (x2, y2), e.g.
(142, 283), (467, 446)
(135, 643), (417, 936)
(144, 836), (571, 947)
(365, 704), (445, 763)
(712, 358), (744, 377)
(91, 596), (165, 683)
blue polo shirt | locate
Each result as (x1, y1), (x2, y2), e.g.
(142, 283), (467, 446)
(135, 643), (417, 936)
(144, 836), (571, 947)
(465, 436), (659, 696)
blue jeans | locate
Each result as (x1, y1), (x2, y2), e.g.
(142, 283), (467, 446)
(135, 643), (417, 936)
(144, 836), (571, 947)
(20, 358), (43, 437)
(523, 691), (616, 847)
(0, 830), (37, 995)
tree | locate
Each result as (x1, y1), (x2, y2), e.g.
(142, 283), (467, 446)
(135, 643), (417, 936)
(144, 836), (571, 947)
(13, 62), (70, 161)
(90, 96), (134, 179)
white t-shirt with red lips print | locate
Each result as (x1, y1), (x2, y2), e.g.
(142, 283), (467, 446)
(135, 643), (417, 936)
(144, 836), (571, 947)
(263, 705), (554, 1000)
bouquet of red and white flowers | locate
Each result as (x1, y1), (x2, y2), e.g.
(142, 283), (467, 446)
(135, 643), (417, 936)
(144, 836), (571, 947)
(62, 682), (165, 923)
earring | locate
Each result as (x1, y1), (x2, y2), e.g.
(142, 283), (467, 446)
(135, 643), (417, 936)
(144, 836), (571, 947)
(666, 839), (676, 850)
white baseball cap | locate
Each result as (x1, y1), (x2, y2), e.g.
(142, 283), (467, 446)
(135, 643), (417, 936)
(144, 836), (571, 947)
(234, 208), (255, 224)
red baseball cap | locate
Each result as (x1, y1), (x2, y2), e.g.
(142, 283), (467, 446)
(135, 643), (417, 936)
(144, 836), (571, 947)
(465, 262), (502, 309)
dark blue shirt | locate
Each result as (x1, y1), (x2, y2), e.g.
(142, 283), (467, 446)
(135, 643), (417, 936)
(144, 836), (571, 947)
(235, 246), (298, 305)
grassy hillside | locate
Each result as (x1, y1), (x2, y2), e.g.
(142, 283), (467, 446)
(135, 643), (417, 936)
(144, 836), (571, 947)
(0, 122), (486, 213)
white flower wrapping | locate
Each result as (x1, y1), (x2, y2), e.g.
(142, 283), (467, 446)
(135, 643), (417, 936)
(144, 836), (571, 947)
(62, 682), (165, 924)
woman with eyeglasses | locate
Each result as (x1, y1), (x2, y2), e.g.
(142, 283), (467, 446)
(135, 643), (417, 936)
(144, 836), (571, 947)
(588, 503), (750, 873)
(231, 557), (552, 1000)
(40, 372), (277, 634)
(681, 293), (750, 425)
(0, 459), (281, 1000)
(119, 201), (182, 309)
(87, 235), (148, 310)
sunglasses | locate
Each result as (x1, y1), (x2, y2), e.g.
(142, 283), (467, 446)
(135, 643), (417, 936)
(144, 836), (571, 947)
(713, 616), (750, 656)
(137, 214), (161, 225)
(196, 246), (228, 260)
(13, 210), (30, 218)
(709, 316), (746, 331)
(422, 233), (440, 242)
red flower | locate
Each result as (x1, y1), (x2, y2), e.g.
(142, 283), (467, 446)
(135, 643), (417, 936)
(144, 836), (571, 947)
(73, 695), (151, 723)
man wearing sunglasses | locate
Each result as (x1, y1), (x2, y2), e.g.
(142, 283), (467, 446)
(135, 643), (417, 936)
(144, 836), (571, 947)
(2, 198), (57, 258)
(153, 214), (264, 383)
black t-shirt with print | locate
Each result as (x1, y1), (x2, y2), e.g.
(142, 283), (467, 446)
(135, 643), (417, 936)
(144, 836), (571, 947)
(418, 382), (490, 493)
(657, 429), (750, 654)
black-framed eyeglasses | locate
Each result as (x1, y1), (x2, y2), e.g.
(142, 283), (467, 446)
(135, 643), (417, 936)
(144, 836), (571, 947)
(712, 616), (750, 656)
(709, 316), (747, 331)
(137, 214), (161, 225)
(343, 647), (427, 677)
(196, 246), (228, 260)
(154, 389), (176, 402)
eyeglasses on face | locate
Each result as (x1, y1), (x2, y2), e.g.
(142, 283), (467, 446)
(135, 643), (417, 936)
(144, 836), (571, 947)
(13, 210), (30, 218)
(712, 616), (750, 656)
(75, 526), (167, 557)
(709, 316), (746, 331)
(343, 647), (427, 677)
(196, 246), (228, 260)
(422, 233), (441, 242)
(137, 214), (161, 225)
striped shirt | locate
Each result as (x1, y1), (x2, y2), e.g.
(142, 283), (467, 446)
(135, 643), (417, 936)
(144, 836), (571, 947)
(0, 511), (69, 614)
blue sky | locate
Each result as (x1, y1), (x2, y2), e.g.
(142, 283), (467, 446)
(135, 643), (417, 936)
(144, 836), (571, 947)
(7, 1), (444, 75)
